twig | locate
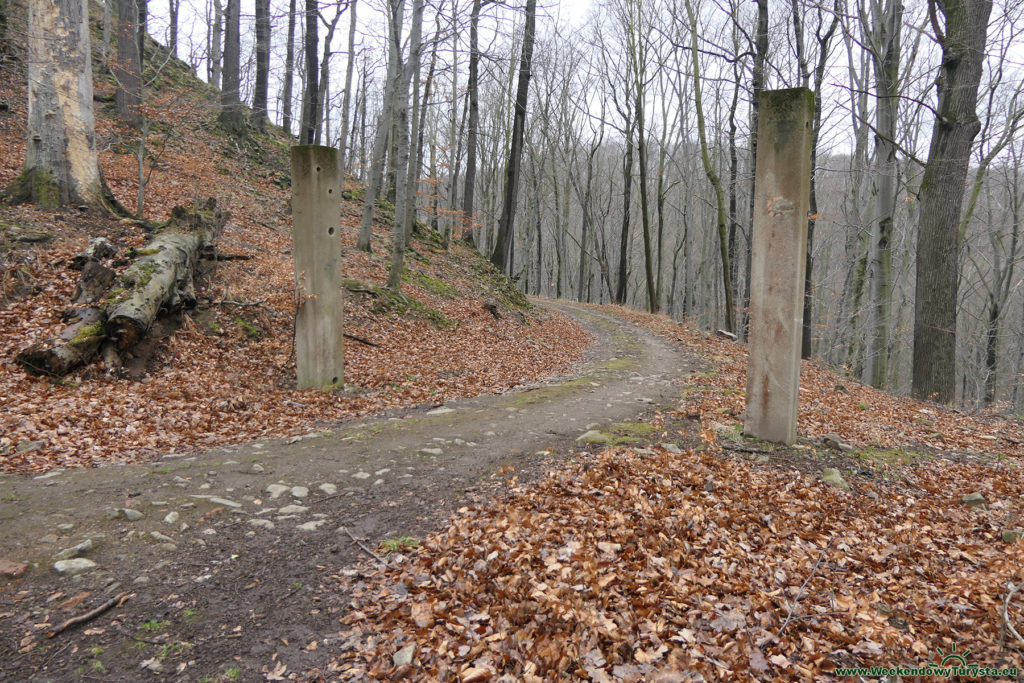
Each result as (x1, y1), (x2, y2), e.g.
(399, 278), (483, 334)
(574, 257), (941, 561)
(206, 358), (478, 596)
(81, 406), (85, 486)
(340, 527), (388, 568)
(214, 298), (267, 307)
(778, 540), (834, 637)
(47, 592), (133, 638)
(721, 442), (769, 454)
(1002, 582), (1024, 648)
(344, 333), (379, 347)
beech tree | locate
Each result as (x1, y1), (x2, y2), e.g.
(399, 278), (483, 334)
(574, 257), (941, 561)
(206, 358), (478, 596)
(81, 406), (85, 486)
(490, 0), (537, 272)
(912, 0), (992, 403)
(4, 0), (108, 208)
(253, 0), (271, 128)
(115, 0), (142, 126)
(218, 0), (243, 132)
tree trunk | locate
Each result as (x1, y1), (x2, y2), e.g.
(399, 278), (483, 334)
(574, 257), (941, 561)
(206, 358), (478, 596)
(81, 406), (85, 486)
(281, 0), (297, 134)
(209, 0), (222, 89)
(115, 0), (142, 126)
(218, 0), (243, 132)
(253, 0), (271, 128)
(491, 0), (535, 273)
(802, 5), (839, 360)
(615, 116), (634, 305)
(388, 0), (424, 290)
(299, 0), (319, 144)
(314, 6), (342, 145)
(136, 0), (146, 65)
(338, 0), (358, 178)
(864, 0), (900, 386)
(911, 0), (992, 403)
(4, 0), (104, 208)
(168, 0), (178, 57)
(461, 0), (482, 244)
(686, 0), (733, 334)
(16, 201), (227, 376)
(357, 0), (403, 252)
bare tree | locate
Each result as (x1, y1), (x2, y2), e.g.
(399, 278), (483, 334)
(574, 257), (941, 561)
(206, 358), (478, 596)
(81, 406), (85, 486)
(911, 0), (992, 403)
(491, 0), (537, 272)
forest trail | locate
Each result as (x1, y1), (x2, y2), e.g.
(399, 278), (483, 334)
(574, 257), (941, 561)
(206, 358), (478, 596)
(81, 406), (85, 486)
(0, 300), (701, 681)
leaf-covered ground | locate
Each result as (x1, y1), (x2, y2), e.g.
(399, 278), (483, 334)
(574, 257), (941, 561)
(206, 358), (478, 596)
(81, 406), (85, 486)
(0, 60), (591, 475)
(327, 308), (1024, 681)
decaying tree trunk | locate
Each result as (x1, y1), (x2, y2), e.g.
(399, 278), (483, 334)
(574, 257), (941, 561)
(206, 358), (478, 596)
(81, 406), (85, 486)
(15, 200), (227, 376)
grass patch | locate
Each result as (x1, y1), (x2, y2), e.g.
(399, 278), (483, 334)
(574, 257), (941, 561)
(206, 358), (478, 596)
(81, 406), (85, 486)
(403, 267), (458, 298)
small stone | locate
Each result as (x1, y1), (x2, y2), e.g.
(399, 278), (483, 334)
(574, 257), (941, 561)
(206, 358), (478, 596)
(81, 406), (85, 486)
(158, 543), (178, 552)
(418, 448), (443, 457)
(291, 486), (309, 499)
(393, 644), (416, 667)
(297, 520), (326, 531)
(208, 497), (242, 508)
(266, 484), (289, 499)
(149, 501), (167, 507)
(149, 531), (175, 544)
(250, 519), (275, 530)
(163, 512), (180, 525)
(279, 504), (308, 515)
(198, 483), (211, 490)
(251, 463), (265, 473)
(288, 436), (302, 444)
(39, 534), (59, 544)
(352, 472), (371, 480)
(426, 407), (455, 416)
(222, 460), (239, 465)
(373, 479), (385, 486)
(637, 397), (655, 404)
(318, 483), (337, 495)
(756, 455), (770, 464)
(1002, 530), (1023, 544)
(374, 468), (391, 476)
(453, 438), (466, 446)
(822, 434), (854, 453)
(33, 470), (61, 480)
(133, 575), (151, 585)
(16, 440), (45, 454)
(820, 468), (850, 491)
(122, 508), (144, 522)
(576, 430), (611, 445)
(0, 558), (28, 579)
(173, 476), (189, 486)
(660, 443), (682, 454)
(484, 431), (497, 437)
(960, 492), (987, 509)
(585, 423), (601, 430)
(535, 450), (550, 457)
(55, 539), (95, 560)
(139, 657), (163, 672)
(53, 558), (97, 575)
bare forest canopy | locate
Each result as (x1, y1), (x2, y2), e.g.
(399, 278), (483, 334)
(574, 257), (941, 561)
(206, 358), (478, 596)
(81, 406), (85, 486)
(2, 0), (1023, 411)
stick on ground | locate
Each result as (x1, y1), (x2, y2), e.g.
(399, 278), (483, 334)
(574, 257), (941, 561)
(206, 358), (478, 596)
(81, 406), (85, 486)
(47, 592), (133, 638)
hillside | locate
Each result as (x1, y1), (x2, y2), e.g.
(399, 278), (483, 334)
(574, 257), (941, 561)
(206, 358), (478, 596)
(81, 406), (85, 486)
(0, 33), (590, 475)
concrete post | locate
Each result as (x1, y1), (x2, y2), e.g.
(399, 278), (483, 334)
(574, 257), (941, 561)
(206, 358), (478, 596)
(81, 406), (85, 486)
(291, 145), (344, 389)
(744, 88), (814, 445)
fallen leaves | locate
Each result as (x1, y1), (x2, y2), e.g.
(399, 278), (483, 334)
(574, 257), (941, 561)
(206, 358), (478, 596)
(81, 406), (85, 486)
(327, 444), (1024, 680)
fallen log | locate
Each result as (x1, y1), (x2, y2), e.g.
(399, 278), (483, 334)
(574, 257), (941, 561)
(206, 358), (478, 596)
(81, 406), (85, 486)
(106, 200), (227, 350)
(15, 200), (227, 376)
(16, 307), (106, 376)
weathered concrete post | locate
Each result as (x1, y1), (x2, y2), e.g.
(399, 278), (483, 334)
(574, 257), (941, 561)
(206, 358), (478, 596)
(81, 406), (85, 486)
(744, 88), (814, 445)
(291, 145), (344, 389)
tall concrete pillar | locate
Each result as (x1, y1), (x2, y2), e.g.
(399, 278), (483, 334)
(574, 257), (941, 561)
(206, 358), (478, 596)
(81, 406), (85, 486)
(744, 88), (814, 445)
(291, 145), (344, 389)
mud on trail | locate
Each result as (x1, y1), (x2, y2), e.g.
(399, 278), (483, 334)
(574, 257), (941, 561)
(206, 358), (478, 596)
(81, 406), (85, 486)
(0, 302), (702, 682)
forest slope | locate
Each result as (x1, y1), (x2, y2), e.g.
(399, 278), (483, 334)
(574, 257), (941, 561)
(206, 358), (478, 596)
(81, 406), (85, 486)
(0, 36), (590, 474)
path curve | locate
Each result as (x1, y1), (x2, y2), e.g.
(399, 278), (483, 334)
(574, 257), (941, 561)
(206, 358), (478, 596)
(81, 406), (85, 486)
(0, 300), (700, 681)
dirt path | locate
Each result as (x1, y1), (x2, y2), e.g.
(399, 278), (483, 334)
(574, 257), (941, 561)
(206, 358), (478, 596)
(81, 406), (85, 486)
(0, 301), (701, 682)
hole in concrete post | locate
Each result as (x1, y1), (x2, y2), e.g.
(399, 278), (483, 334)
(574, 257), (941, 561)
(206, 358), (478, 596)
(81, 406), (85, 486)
(328, 188), (333, 194)
(331, 376), (339, 384)
(316, 166), (321, 172)
(328, 227), (335, 235)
